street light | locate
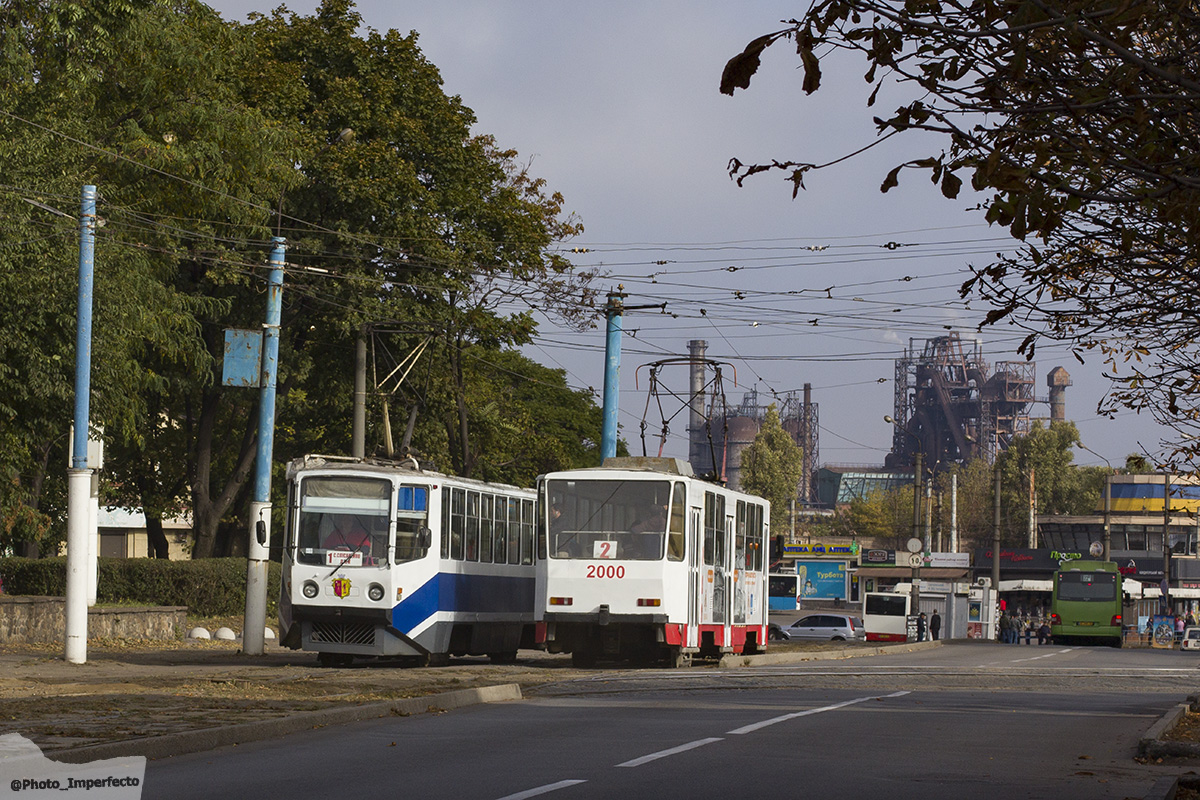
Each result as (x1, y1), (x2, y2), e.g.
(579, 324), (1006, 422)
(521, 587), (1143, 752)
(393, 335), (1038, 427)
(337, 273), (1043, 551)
(1077, 444), (1113, 561)
(885, 415), (923, 631)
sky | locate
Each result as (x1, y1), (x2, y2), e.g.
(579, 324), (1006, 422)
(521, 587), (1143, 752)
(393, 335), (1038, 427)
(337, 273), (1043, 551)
(208, 0), (1173, 471)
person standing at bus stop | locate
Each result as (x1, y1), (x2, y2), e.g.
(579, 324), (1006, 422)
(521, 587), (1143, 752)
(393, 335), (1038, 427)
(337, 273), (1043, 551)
(930, 609), (941, 641)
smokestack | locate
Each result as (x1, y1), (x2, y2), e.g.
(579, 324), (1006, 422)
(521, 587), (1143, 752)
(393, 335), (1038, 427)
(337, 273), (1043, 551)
(688, 340), (708, 473)
(1047, 367), (1072, 422)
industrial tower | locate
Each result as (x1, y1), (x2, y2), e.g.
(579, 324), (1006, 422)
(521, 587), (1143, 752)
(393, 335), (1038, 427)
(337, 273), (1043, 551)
(886, 333), (1046, 470)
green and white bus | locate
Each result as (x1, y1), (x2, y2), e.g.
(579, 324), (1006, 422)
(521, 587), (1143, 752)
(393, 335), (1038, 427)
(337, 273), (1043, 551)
(1050, 560), (1123, 647)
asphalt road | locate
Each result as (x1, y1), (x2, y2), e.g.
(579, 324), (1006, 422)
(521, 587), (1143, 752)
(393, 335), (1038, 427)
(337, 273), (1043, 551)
(141, 642), (1197, 800)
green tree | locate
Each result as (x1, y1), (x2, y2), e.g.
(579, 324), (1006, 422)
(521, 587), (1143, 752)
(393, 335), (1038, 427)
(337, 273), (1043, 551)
(0, 0), (279, 556)
(0, 0), (597, 559)
(739, 404), (804, 531)
(722, 2), (1200, 466)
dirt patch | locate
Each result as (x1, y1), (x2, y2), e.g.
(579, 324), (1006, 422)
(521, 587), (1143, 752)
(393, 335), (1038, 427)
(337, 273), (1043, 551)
(1165, 712), (1200, 744)
(0, 639), (592, 753)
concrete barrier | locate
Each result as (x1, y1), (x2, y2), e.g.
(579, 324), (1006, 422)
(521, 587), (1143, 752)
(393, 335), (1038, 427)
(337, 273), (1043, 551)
(0, 597), (186, 643)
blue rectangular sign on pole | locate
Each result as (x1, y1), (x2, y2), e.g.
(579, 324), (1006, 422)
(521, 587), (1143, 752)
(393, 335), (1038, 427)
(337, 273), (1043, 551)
(222, 329), (263, 387)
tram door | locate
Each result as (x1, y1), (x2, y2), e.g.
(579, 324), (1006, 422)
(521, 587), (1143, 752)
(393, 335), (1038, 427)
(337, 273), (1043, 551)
(722, 512), (734, 646)
(687, 506), (701, 649)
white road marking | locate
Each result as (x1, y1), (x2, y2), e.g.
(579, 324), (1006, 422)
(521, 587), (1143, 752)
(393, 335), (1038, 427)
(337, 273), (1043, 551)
(1009, 649), (1072, 663)
(495, 779), (587, 800)
(615, 737), (724, 767)
(725, 690), (911, 735)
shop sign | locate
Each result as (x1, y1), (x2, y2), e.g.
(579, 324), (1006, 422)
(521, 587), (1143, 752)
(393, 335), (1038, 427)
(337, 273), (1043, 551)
(783, 543), (856, 557)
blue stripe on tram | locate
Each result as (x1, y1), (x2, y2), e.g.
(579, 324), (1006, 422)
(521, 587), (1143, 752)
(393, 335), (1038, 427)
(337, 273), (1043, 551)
(392, 572), (535, 634)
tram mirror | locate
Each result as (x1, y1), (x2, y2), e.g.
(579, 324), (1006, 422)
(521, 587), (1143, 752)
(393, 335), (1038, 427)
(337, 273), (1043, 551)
(420, 527), (432, 548)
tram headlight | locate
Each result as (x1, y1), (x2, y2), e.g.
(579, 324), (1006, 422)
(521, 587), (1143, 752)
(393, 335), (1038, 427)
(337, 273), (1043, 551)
(302, 581), (319, 599)
(367, 583), (385, 602)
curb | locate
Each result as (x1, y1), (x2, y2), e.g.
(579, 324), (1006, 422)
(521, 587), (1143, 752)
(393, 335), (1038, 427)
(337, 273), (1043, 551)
(1139, 697), (1200, 800)
(718, 639), (941, 668)
(45, 683), (523, 764)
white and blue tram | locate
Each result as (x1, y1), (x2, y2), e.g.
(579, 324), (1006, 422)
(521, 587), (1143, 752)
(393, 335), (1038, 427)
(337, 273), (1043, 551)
(536, 457), (769, 667)
(280, 455), (537, 666)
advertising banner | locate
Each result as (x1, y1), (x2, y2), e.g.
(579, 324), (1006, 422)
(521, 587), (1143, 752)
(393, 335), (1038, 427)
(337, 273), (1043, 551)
(795, 560), (847, 600)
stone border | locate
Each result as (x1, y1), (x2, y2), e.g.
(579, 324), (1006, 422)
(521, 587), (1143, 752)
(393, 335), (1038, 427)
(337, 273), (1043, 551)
(718, 638), (941, 668)
(47, 683), (522, 764)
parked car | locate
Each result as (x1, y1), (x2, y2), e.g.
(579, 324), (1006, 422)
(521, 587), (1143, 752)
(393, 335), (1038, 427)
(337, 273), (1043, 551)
(1181, 626), (1200, 651)
(769, 613), (865, 642)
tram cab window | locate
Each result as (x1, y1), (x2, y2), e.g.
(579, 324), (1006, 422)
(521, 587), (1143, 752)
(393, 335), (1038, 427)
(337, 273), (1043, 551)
(296, 476), (390, 568)
(545, 479), (672, 561)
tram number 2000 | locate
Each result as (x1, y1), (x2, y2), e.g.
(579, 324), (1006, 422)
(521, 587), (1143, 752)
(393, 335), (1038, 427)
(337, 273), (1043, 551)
(586, 564), (625, 579)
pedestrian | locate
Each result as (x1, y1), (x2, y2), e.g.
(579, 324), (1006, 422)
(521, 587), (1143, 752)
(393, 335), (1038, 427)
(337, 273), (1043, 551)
(999, 610), (1011, 643)
(1037, 620), (1051, 645)
(916, 612), (927, 642)
(930, 609), (941, 641)
(1023, 616), (1033, 644)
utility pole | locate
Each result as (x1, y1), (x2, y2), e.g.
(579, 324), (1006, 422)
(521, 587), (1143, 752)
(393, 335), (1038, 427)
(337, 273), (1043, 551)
(992, 461), (1002, 592)
(352, 324), (367, 458)
(65, 185), (97, 665)
(243, 237), (285, 656)
(911, 449), (923, 616)
(600, 288), (625, 460)
(1163, 472), (1172, 615)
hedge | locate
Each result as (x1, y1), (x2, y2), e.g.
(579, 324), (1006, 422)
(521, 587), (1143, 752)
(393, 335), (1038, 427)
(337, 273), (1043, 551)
(0, 557), (281, 618)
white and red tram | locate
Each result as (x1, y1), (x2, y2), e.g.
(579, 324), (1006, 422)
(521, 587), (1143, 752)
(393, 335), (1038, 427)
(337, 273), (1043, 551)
(535, 457), (769, 667)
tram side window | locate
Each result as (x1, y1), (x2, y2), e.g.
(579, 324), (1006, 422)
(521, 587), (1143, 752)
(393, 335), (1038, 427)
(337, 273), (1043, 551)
(450, 487), (465, 561)
(704, 492), (725, 566)
(480, 494), (494, 562)
(508, 499), (521, 564)
(494, 497), (509, 564)
(465, 491), (480, 562)
(751, 503), (765, 571)
(521, 499), (534, 565)
(440, 489), (450, 559)
(715, 495), (726, 566)
(735, 500), (748, 570)
(667, 483), (685, 561)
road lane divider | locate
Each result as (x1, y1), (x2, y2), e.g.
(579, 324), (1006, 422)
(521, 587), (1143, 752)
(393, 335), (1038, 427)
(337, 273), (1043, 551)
(725, 690), (911, 735)
(615, 737), (724, 768)
(495, 779), (588, 800)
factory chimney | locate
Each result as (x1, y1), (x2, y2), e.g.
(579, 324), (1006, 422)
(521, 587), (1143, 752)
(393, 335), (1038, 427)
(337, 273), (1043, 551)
(1047, 367), (1072, 422)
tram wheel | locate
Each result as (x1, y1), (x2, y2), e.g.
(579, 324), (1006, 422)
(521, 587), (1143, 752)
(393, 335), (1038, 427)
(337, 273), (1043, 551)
(666, 647), (692, 669)
(571, 648), (598, 668)
(317, 652), (353, 668)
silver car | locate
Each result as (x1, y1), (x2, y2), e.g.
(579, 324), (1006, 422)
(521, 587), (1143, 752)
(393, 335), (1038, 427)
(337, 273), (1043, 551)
(769, 613), (865, 642)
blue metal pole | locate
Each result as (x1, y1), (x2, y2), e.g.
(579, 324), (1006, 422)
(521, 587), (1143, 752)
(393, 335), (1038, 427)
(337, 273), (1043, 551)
(254, 237), (285, 503)
(71, 187), (96, 469)
(66, 185), (97, 664)
(243, 236), (285, 655)
(600, 289), (624, 460)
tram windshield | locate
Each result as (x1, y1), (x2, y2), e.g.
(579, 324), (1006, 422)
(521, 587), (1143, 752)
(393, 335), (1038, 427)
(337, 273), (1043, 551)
(546, 478), (683, 561)
(296, 476), (391, 568)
